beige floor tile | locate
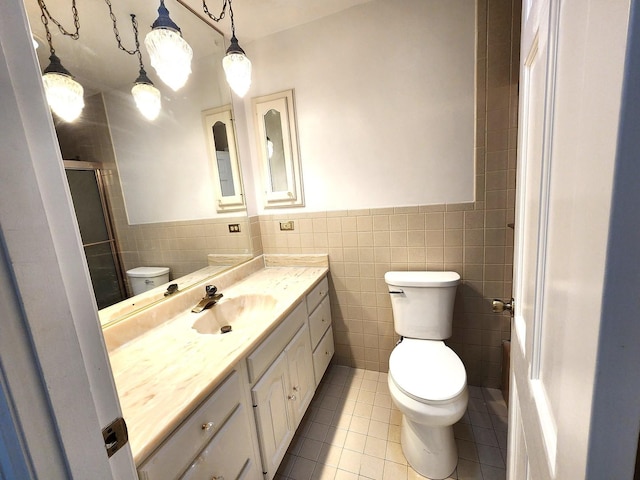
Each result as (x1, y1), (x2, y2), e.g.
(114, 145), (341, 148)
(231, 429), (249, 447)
(312, 464), (337, 480)
(344, 431), (367, 453)
(387, 424), (401, 443)
(359, 454), (385, 480)
(385, 441), (406, 465)
(299, 438), (324, 461)
(363, 436), (387, 458)
(368, 420), (389, 440)
(290, 456), (317, 480)
(335, 469), (359, 480)
(318, 443), (343, 468)
(338, 449), (363, 474)
(382, 460), (408, 480)
(349, 416), (371, 435)
(325, 426), (348, 447)
(371, 406), (390, 423)
(353, 402), (374, 418)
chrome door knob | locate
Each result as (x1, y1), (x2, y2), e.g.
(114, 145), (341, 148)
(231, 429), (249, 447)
(492, 298), (514, 313)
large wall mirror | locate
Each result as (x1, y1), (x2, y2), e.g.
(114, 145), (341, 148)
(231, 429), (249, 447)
(24, 0), (252, 325)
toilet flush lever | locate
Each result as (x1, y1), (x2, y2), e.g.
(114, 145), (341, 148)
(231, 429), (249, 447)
(389, 289), (404, 295)
(492, 298), (514, 314)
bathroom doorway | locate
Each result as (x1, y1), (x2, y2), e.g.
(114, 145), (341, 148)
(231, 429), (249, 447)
(64, 161), (126, 309)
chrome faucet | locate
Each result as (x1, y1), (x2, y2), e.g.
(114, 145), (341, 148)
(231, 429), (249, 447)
(191, 285), (223, 313)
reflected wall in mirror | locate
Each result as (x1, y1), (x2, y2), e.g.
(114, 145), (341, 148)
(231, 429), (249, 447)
(25, 0), (255, 321)
(252, 89), (304, 208)
(202, 105), (245, 211)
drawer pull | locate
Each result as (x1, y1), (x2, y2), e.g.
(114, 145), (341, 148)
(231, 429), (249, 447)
(288, 394), (296, 401)
(202, 422), (215, 431)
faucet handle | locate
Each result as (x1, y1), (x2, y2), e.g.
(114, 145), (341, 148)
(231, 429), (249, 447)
(205, 285), (218, 297)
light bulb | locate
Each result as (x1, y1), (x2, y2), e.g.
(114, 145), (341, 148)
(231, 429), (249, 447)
(132, 82), (161, 120)
(223, 51), (252, 97)
(145, 1), (193, 91)
(42, 55), (84, 122)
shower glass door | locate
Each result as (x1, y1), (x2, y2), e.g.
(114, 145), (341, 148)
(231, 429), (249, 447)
(64, 162), (125, 309)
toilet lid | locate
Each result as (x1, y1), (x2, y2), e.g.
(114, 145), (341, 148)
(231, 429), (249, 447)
(389, 339), (466, 403)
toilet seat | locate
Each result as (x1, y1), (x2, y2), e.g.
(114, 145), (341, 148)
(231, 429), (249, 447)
(389, 338), (466, 404)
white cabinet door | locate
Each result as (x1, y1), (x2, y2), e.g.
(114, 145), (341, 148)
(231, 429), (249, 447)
(251, 351), (295, 479)
(181, 405), (260, 480)
(285, 324), (315, 424)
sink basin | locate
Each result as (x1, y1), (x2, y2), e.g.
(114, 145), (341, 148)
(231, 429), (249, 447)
(192, 294), (278, 335)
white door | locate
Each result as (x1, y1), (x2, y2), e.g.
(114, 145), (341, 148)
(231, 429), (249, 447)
(285, 324), (315, 424)
(0, 1), (137, 478)
(251, 350), (295, 479)
(508, 0), (638, 478)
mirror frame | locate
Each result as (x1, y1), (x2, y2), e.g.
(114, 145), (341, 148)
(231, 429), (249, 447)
(252, 89), (304, 208)
(202, 105), (246, 212)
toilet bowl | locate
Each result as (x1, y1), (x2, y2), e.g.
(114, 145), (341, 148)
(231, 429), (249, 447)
(384, 271), (467, 480)
(388, 338), (468, 479)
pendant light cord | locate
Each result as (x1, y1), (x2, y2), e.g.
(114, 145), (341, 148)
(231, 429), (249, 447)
(37, 0), (80, 55)
(202, 0), (237, 38)
(104, 0), (145, 71)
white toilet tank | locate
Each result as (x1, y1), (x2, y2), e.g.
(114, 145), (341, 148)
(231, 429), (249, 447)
(384, 271), (460, 340)
(127, 266), (170, 296)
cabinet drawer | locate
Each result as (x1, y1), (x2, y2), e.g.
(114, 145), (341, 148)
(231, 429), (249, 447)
(181, 404), (258, 480)
(312, 326), (334, 385)
(138, 370), (242, 479)
(306, 276), (328, 314)
(308, 296), (331, 349)
(247, 301), (306, 384)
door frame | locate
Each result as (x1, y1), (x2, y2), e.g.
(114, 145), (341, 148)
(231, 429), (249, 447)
(0, 0), (137, 477)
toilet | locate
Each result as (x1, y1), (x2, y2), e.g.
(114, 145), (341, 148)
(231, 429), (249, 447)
(384, 271), (468, 480)
(126, 266), (170, 296)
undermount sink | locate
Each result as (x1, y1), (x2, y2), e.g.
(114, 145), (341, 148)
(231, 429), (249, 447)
(192, 294), (278, 335)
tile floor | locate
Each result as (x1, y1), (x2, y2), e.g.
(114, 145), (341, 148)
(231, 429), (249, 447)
(275, 364), (509, 480)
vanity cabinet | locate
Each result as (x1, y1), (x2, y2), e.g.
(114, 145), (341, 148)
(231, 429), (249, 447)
(134, 272), (333, 480)
(137, 369), (260, 480)
(250, 311), (314, 479)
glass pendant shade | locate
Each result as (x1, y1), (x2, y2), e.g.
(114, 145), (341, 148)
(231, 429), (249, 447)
(222, 36), (251, 97)
(42, 54), (84, 122)
(145, 2), (193, 91)
(132, 70), (161, 120)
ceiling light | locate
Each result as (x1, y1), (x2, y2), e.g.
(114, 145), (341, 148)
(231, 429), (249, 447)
(223, 35), (252, 97)
(201, 0), (252, 97)
(145, 0), (193, 91)
(132, 68), (161, 121)
(38, 0), (84, 122)
(42, 55), (85, 122)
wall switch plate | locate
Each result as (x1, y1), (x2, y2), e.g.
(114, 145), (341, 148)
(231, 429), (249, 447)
(228, 224), (241, 233)
(279, 221), (295, 231)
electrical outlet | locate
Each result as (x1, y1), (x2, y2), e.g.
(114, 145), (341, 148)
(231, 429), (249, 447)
(228, 224), (241, 233)
(279, 221), (295, 231)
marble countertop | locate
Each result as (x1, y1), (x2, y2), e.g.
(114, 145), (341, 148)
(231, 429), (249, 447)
(105, 258), (328, 465)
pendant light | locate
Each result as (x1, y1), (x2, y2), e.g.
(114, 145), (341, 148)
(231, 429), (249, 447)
(38, 0), (84, 122)
(104, 6), (162, 121)
(145, 0), (193, 91)
(202, 0), (252, 97)
(132, 67), (161, 120)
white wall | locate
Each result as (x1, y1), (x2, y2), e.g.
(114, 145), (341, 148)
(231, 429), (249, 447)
(241, 0), (476, 214)
(104, 52), (231, 224)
